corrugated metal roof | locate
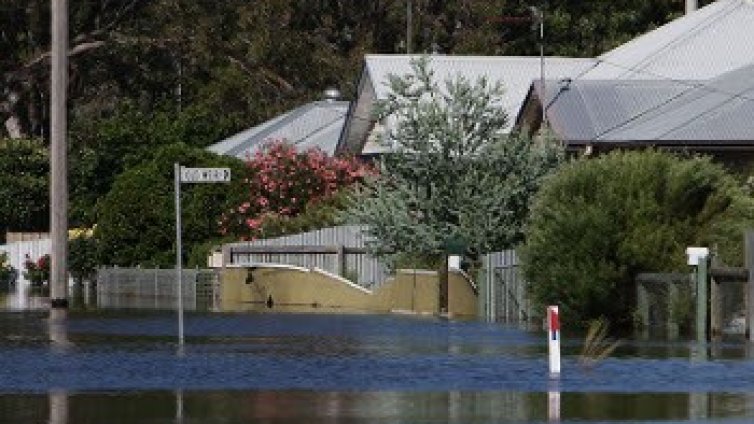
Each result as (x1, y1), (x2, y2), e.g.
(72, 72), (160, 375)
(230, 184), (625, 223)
(338, 54), (595, 155)
(582, 0), (754, 80)
(541, 62), (754, 145)
(208, 100), (348, 158)
(365, 54), (596, 130)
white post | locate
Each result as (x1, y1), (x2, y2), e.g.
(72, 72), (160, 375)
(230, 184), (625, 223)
(547, 305), (561, 376)
(174, 163), (184, 346)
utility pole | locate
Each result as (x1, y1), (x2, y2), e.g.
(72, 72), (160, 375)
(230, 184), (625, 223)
(407, 0), (413, 54)
(50, 0), (69, 308)
(529, 6), (546, 129)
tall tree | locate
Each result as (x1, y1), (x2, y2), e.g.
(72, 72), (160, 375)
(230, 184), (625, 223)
(345, 58), (561, 262)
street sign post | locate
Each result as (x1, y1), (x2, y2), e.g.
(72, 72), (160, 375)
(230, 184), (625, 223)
(174, 164), (230, 348)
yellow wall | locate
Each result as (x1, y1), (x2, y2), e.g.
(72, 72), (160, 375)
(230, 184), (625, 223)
(219, 266), (477, 317)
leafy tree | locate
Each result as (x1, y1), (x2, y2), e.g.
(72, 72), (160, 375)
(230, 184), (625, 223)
(0, 139), (48, 239)
(344, 58), (562, 263)
(69, 101), (239, 226)
(522, 150), (754, 328)
(95, 143), (247, 267)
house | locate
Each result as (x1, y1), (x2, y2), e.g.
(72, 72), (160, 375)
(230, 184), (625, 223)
(518, 65), (754, 163)
(207, 93), (348, 159)
(335, 54), (596, 156)
(516, 0), (754, 161)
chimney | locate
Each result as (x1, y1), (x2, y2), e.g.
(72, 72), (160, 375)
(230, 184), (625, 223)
(686, 0), (698, 14)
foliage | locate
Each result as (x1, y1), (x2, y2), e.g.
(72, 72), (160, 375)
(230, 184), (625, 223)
(0, 252), (13, 284)
(95, 143), (247, 267)
(69, 235), (98, 283)
(0, 139), (49, 238)
(2, 0), (705, 140)
(220, 141), (372, 240)
(70, 102), (240, 226)
(23, 254), (49, 287)
(523, 150), (754, 328)
(343, 58), (562, 265)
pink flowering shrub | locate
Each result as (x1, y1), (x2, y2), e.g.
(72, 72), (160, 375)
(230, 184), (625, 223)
(220, 140), (374, 239)
(23, 254), (50, 287)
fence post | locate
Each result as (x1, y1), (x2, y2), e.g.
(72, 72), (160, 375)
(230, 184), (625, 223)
(746, 231), (754, 341)
(696, 255), (709, 343)
(636, 282), (650, 339)
(709, 250), (722, 339)
(477, 254), (488, 320)
(667, 282), (679, 339)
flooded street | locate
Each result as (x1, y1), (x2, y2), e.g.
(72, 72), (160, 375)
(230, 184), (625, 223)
(1, 297), (754, 422)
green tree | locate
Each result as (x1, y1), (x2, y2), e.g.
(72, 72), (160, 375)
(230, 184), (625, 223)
(345, 58), (562, 263)
(522, 150), (754, 328)
(0, 139), (48, 239)
(95, 143), (247, 267)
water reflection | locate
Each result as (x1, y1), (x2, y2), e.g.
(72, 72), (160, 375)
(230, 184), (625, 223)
(48, 390), (67, 424)
(0, 391), (750, 423)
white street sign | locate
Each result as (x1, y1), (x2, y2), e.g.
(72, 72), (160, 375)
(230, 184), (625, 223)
(180, 167), (231, 183)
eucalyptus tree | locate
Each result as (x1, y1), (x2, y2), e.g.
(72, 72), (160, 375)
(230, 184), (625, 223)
(345, 58), (562, 267)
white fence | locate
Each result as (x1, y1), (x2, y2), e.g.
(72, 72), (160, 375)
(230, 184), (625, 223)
(0, 238), (51, 285)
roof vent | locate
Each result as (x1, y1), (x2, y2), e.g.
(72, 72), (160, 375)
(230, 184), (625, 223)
(323, 87), (341, 101)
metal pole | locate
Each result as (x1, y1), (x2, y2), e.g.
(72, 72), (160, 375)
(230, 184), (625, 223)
(175, 163), (184, 346)
(50, 0), (69, 308)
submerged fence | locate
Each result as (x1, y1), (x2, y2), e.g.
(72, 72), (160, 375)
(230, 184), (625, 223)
(479, 250), (530, 324)
(97, 267), (219, 310)
(223, 225), (390, 288)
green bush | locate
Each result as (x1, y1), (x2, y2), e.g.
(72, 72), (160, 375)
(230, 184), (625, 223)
(0, 139), (49, 237)
(95, 143), (247, 267)
(522, 150), (754, 328)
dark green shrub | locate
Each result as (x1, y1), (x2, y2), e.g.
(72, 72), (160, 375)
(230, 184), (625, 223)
(522, 150), (754, 328)
(95, 143), (247, 267)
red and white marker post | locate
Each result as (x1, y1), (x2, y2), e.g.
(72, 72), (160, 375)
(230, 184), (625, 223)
(547, 305), (561, 376)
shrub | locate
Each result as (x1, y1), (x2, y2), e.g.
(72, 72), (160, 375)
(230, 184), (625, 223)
(23, 254), (49, 287)
(96, 143), (248, 267)
(522, 150), (754, 328)
(220, 141), (372, 240)
(0, 252), (13, 284)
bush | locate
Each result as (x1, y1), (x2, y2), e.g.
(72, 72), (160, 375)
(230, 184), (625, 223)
(0, 139), (49, 237)
(220, 141), (372, 240)
(23, 254), (49, 287)
(522, 150), (754, 328)
(0, 252), (13, 284)
(96, 143), (248, 267)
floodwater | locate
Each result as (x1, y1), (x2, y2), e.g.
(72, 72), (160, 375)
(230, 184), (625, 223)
(2, 291), (754, 422)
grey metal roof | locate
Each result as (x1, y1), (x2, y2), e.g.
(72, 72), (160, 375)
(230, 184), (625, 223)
(582, 0), (754, 80)
(337, 54), (596, 155)
(539, 62), (754, 145)
(208, 100), (348, 158)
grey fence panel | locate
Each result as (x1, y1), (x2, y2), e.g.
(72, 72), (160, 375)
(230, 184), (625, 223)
(96, 268), (218, 310)
(225, 225), (389, 287)
(482, 250), (530, 324)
